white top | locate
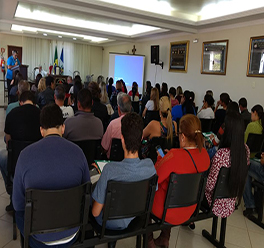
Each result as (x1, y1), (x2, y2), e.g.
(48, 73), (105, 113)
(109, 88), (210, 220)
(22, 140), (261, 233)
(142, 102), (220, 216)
(197, 108), (214, 119)
(69, 86), (74, 94)
(35, 69), (48, 78)
(145, 100), (155, 111)
(60, 106), (74, 119)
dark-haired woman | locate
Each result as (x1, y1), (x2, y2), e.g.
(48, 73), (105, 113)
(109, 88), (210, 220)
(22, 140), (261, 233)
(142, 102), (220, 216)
(148, 114), (210, 248)
(128, 82), (140, 102)
(205, 112), (250, 218)
(197, 94), (215, 119)
(244, 104), (264, 157)
(160, 82), (169, 98)
(107, 77), (116, 99)
(171, 90), (196, 121)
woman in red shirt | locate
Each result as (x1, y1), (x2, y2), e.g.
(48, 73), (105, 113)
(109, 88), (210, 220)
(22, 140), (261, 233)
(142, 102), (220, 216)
(148, 114), (210, 248)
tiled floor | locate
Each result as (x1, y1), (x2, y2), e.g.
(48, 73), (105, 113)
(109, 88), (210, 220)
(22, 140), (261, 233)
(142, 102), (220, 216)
(0, 108), (264, 247)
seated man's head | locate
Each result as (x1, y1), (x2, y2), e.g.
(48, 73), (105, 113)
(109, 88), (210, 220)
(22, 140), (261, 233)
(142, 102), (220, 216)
(77, 88), (93, 112)
(18, 80), (30, 98)
(54, 85), (66, 106)
(121, 112), (143, 155)
(19, 91), (36, 105)
(40, 104), (64, 137)
(238, 97), (247, 112)
(45, 75), (55, 90)
(117, 92), (131, 116)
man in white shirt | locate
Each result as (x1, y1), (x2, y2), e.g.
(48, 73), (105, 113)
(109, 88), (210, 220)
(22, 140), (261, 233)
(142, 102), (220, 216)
(35, 65), (48, 78)
(54, 85), (74, 119)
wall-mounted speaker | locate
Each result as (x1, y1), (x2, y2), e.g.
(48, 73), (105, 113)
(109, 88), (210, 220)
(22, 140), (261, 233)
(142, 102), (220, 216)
(151, 45), (159, 64)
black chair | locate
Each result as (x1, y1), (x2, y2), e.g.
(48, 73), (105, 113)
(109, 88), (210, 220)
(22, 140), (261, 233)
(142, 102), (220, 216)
(200, 118), (214, 132)
(24, 182), (91, 248)
(82, 175), (158, 248)
(7, 140), (36, 240)
(72, 139), (102, 168)
(109, 139), (124, 161)
(198, 167), (236, 248)
(246, 133), (264, 154)
(148, 136), (179, 163)
(132, 101), (140, 114)
(144, 110), (160, 127)
(247, 180), (264, 229)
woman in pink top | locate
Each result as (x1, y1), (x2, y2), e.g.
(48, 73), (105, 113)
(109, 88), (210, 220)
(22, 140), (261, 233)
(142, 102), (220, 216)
(205, 112), (250, 218)
(169, 87), (179, 107)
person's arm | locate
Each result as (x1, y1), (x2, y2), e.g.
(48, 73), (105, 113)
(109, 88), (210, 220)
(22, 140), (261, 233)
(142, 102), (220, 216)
(142, 107), (147, 118)
(173, 121), (177, 136)
(214, 100), (221, 113)
(143, 121), (154, 139)
(5, 134), (11, 146)
(101, 124), (112, 154)
(92, 201), (104, 217)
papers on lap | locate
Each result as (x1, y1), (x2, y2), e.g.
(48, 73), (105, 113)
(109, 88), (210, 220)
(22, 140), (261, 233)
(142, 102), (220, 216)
(203, 132), (214, 146)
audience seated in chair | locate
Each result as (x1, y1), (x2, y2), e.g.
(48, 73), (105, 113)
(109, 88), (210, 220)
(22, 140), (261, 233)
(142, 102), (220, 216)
(197, 94), (215, 119)
(140, 81), (152, 116)
(37, 75), (55, 109)
(128, 82), (140, 102)
(54, 85), (74, 120)
(142, 96), (177, 159)
(142, 87), (159, 118)
(171, 90), (196, 121)
(12, 104), (90, 248)
(148, 114), (210, 248)
(110, 80), (122, 109)
(9, 72), (23, 104)
(88, 82), (109, 131)
(6, 80), (30, 116)
(63, 88), (103, 142)
(169, 86), (179, 107)
(239, 97), (251, 125)
(101, 92), (132, 159)
(244, 104), (264, 158)
(99, 81), (114, 116)
(92, 112), (156, 248)
(205, 112), (249, 219)
(0, 91), (42, 212)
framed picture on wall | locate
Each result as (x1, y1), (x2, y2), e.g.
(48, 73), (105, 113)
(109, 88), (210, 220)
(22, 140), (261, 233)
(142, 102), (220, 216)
(247, 36), (264, 77)
(169, 41), (189, 73)
(201, 40), (228, 75)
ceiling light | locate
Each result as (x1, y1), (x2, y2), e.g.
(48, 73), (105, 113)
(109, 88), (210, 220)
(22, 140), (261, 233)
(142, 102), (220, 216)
(43, 33), (47, 36)
(15, 3), (160, 36)
(198, 0), (264, 20)
(73, 38), (77, 40)
(11, 24), (109, 43)
(97, 0), (175, 16)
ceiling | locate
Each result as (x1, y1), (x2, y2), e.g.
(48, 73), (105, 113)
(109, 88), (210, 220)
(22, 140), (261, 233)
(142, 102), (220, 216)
(0, 0), (264, 46)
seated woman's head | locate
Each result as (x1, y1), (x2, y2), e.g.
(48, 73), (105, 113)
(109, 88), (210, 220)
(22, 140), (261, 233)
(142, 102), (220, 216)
(204, 94), (214, 108)
(159, 96), (174, 142)
(179, 114), (203, 152)
(226, 101), (239, 114)
(251, 104), (263, 122)
(150, 88), (159, 111)
(38, 78), (46, 92)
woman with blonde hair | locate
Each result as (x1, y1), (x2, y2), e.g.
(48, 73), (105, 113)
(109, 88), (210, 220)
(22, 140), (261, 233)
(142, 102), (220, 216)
(99, 82), (114, 115)
(142, 87), (159, 118)
(143, 96), (177, 142)
(148, 114), (210, 248)
(36, 78), (46, 104)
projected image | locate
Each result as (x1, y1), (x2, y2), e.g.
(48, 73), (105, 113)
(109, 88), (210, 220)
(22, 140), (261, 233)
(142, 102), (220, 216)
(109, 53), (145, 94)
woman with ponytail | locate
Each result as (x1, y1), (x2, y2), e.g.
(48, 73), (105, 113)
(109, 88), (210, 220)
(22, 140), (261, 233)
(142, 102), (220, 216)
(148, 114), (210, 248)
(143, 96), (177, 141)
(244, 104), (264, 157)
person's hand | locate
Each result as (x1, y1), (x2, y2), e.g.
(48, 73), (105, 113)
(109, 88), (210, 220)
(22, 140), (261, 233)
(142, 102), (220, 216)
(164, 149), (169, 153)
(15, 61), (18, 66)
(210, 134), (214, 140)
(216, 100), (221, 107)
(260, 153), (264, 165)
(10, 79), (14, 85)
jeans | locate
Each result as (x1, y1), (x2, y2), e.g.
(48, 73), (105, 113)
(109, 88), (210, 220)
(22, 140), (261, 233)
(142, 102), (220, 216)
(243, 159), (264, 208)
(0, 149), (8, 190)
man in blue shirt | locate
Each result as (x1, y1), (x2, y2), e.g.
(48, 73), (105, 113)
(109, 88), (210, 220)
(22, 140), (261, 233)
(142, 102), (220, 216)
(6, 50), (21, 95)
(92, 112), (156, 248)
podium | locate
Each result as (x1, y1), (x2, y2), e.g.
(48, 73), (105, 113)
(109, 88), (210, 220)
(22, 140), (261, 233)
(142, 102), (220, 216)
(11, 64), (29, 80)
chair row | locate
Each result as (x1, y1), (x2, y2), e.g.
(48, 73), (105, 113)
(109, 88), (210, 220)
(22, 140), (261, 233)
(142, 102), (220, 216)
(23, 167), (235, 248)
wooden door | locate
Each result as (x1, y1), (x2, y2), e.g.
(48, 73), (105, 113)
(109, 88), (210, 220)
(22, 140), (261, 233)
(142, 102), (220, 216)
(8, 46), (22, 64)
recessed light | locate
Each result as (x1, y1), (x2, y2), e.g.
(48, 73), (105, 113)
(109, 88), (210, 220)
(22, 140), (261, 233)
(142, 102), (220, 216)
(43, 33), (47, 36)
(58, 36), (62, 38)
(73, 38), (77, 40)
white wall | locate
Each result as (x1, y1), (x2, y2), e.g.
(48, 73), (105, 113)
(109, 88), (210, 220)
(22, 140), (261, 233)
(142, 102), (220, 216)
(102, 23), (264, 110)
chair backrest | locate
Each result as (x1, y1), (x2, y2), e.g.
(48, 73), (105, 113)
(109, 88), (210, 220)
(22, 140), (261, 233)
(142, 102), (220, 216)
(144, 110), (160, 127)
(148, 136), (179, 163)
(72, 139), (102, 168)
(110, 138), (124, 161)
(24, 182), (91, 248)
(101, 175), (158, 237)
(246, 133), (264, 153)
(162, 172), (205, 223)
(200, 118), (214, 132)
(132, 101), (140, 113)
(7, 140), (36, 176)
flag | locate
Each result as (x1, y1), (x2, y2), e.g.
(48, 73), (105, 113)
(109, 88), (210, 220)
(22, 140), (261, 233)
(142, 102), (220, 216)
(53, 46), (58, 73)
(59, 48), (64, 74)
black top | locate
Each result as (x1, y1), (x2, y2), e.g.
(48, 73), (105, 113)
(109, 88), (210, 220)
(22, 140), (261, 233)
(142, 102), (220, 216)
(37, 87), (55, 109)
(5, 104), (42, 141)
(213, 109), (226, 134)
(92, 98), (109, 131)
(241, 109), (251, 122)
